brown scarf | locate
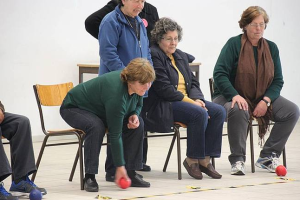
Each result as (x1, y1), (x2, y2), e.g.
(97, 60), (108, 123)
(235, 34), (274, 143)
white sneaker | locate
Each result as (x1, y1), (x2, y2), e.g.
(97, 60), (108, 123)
(231, 161), (245, 175)
(255, 152), (280, 173)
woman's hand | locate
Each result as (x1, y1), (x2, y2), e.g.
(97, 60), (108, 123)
(232, 95), (248, 110)
(194, 99), (207, 110)
(194, 99), (210, 118)
(253, 100), (268, 118)
(115, 166), (130, 186)
(127, 114), (139, 129)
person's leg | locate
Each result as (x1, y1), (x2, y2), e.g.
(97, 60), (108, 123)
(213, 95), (249, 175)
(60, 107), (106, 192)
(202, 101), (226, 158)
(104, 146), (115, 181)
(1, 113), (36, 181)
(172, 101), (208, 179)
(259, 96), (300, 160)
(122, 116), (150, 187)
(0, 127), (12, 182)
(1, 112), (47, 195)
(213, 95), (249, 164)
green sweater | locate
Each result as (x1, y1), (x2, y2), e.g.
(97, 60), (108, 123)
(213, 34), (284, 102)
(62, 70), (143, 166)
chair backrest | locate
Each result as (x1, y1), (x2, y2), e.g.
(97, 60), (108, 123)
(33, 82), (73, 133)
(209, 77), (214, 101)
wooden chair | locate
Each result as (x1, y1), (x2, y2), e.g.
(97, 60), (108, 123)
(145, 122), (187, 180)
(209, 78), (286, 172)
(32, 82), (86, 190)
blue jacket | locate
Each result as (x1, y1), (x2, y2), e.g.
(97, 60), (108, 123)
(98, 5), (152, 75)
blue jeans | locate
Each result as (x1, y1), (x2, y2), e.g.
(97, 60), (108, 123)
(172, 101), (226, 159)
(60, 107), (144, 175)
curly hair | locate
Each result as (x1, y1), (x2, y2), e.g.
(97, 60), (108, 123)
(151, 17), (183, 45)
(239, 6), (269, 32)
(121, 58), (155, 84)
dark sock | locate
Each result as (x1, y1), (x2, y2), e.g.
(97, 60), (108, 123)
(85, 173), (95, 180)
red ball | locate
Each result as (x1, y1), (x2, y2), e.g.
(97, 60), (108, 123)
(276, 165), (287, 176)
(119, 178), (131, 189)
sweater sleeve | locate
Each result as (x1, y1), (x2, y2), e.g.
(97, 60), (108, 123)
(213, 37), (240, 101)
(105, 98), (126, 167)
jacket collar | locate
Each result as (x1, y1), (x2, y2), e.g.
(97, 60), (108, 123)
(115, 5), (143, 26)
(152, 44), (183, 61)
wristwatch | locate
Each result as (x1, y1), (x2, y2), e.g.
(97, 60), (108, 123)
(262, 99), (271, 107)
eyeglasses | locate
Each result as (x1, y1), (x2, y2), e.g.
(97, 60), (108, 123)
(249, 23), (266, 28)
(162, 37), (179, 43)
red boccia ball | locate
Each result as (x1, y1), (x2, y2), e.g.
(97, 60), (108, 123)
(276, 165), (287, 176)
(119, 178), (131, 189)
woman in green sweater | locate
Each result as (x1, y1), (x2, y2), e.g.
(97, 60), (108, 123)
(60, 58), (155, 192)
(213, 6), (299, 176)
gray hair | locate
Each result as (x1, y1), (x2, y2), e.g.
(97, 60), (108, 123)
(151, 17), (183, 45)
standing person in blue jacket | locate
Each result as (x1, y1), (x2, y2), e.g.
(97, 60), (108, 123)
(84, 0), (159, 176)
(98, 0), (153, 182)
(85, 0), (159, 44)
(99, 0), (152, 75)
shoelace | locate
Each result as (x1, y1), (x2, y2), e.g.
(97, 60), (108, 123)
(235, 161), (244, 168)
(271, 156), (280, 170)
(0, 182), (10, 196)
(25, 176), (37, 187)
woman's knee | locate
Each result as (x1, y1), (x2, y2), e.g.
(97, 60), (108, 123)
(228, 104), (250, 120)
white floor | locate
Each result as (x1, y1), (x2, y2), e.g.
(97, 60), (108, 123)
(3, 121), (300, 200)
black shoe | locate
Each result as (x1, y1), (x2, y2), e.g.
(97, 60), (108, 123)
(84, 178), (98, 192)
(128, 171), (150, 188)
(137, 164), (151, 172)
(105, 173), (144, 182)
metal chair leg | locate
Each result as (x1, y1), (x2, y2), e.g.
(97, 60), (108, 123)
(69, 149), (79, 182)
(249, 124), (255, 173)
(31, 136), (49, 182)
(282, 147), (287, 168)
(163, 133), (177, 172)
(175, 127), (182, 180)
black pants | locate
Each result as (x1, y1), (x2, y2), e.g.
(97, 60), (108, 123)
(60, 107), (144, 175)
(0, 112), (36, 182)
(105, 133), (148, 175)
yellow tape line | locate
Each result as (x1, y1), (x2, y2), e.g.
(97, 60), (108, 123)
(96, 177), (297, 200)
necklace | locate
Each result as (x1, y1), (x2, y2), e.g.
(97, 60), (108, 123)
(124, 14), (139, 40)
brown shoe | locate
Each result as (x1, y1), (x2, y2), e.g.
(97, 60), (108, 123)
(183, 159), (203, 179)
(199, 163), (222, 179)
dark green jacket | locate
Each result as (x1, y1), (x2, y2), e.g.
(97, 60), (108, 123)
(62, 70), (143, 166)
(213, 34), (284, 102)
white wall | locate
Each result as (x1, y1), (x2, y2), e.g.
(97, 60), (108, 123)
(0, 0), (299, 136)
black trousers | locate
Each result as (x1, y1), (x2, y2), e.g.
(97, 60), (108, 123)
(0, 112), (36, 182)
(105, 133), (148, 175)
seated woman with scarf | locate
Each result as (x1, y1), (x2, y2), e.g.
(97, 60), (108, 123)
(212, 6), (299, 176)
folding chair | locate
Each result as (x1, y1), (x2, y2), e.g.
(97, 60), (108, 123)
(145, 122), (187, 180)
(32, 82), (86, 190)
(209, 78), (286, 172)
